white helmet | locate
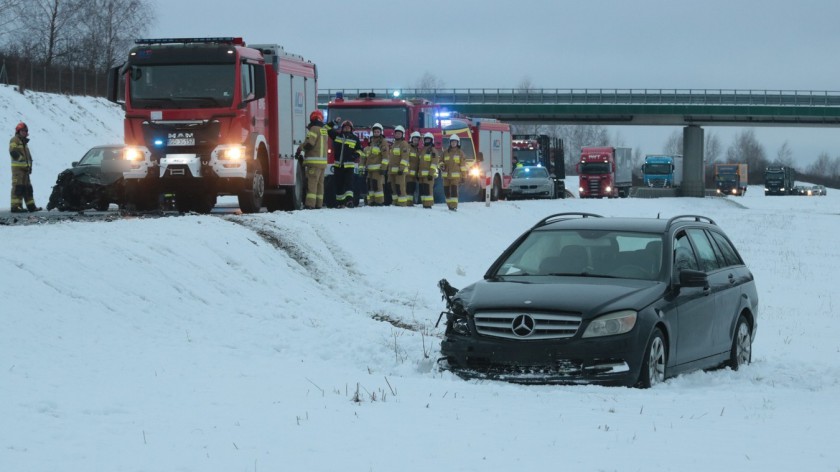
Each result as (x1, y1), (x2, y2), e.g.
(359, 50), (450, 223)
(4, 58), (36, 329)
(394, 125), (405, 134)
(372, 123), (383, 132)
(410, 131), (421, 139)
(423, 132), (434, 140)
(449, 134), (460, 143)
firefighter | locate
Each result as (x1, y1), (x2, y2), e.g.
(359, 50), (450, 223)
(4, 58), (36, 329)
(440, 134), (467, 211)
(405, 131), (422, 206)
(328, 119), (363, 208)
(362, 123), (389, 206)
(9, 122), (41, 212)
(388, 125), (410, 206)
(418, 132), (439, 209)
(296, 110), (330, 209)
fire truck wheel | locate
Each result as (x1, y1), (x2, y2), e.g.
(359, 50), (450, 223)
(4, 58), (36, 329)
(239, 165), (265, 213)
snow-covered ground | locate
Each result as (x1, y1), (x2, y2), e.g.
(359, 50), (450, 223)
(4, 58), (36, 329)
(2, 87), (839, 471)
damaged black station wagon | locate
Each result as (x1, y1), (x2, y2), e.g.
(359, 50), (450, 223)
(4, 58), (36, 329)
(438, 213), (759, 388)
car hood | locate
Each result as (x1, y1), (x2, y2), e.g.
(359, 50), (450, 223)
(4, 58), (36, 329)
(455, 278), (666, 319)
(510, 177), (550, 185)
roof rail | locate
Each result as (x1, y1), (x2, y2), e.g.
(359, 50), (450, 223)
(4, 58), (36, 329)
(665, 215), (717, 231)
(533, 212), (603, 229)
(134, 37), (244, 46)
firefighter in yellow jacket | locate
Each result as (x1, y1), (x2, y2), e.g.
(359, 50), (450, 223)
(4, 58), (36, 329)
(388, 126), (410, 206)
(418, 132), (439, 209)
(405, 131), (422, 206)
(296, 110), (330, 209)
(440, 134), (467, 211)
(362, 123), (389, 206)
(9, 122), (41, 212)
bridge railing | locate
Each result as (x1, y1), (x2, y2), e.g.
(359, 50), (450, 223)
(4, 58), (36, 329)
(317, 88), (840, 107)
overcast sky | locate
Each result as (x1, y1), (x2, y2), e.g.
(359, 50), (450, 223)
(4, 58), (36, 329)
(152, 0), (840, 165)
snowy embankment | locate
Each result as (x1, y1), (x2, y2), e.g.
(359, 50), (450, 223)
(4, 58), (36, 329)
(3, 190), (840, 471)
(2, 87), (839, 471)
(0, 84), (124, 209)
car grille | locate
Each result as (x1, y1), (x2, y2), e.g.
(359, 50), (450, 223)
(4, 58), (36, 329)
(587, 179), (600, 194)
(474, 311), (582, 340)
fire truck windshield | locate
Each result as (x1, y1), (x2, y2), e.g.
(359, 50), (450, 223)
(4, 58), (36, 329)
(327, 106), (408, 129)
(514, 149), (539, 165)
(128, 64), (235, 109)
(580, 162), (611, 174)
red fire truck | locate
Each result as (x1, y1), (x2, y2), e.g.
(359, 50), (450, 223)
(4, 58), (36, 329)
(440, 116), (513, 201)
(107, 37), (316, 213)
(324, 92), (442, 206)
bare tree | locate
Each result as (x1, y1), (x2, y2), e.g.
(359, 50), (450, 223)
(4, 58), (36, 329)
(726, 129), (767, 178)
(414, 72), (445, 92)
(12, 0), (83, 66)
(704, 132), (722, 163)
(663, 130), (682, 155)
(74, 0), (155, 71)
(808, 152), (832, 176)
(0, 0), (24, 42)
(774, 141), (794, 167)
(516, 75), (536, 92)
(553, 124), (609, 174)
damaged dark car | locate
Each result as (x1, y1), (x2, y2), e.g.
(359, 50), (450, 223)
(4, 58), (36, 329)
(48, 145), (128, 211)
(438, 213), (759, 388)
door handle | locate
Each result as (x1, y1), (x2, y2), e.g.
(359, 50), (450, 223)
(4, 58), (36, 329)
(728, 274), (736, 285)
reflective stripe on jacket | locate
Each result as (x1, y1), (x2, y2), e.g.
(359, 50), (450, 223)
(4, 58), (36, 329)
(9, 135), (32, 169)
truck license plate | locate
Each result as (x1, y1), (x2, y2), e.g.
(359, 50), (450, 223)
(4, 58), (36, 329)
(168, 138), (195, 146)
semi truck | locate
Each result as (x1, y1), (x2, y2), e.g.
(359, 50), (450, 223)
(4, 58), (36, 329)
(107, 37), (316, 213)
(764, 165), (795, 195)
(577, 146), (632, 198)
(512, 134), (566, 198)
(642, 155), (683, 188)
(714, 163), (748, 196)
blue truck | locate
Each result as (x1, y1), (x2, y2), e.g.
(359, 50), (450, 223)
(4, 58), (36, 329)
(641, 155), (683, 188)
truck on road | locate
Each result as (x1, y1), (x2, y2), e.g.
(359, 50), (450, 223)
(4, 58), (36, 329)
(577, 146), (632, 198)
(714, 163), (748, 196)
(764, 165), (795, 195)
(107, 37), (316, 213)
(642, 155), (683, 188)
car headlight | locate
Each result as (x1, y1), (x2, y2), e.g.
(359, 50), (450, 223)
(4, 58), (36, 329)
(582, 310), (637, 338)
(123, 147), (144, 161)
(220, 145), (247, 160)
(605, 186), (612, 192)
(579, 187), (585, 192)
(469, 167), (481, 177)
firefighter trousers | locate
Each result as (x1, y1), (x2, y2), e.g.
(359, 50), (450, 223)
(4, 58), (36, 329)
(334, 166), (355, 206)
(443, 178), (461, 210)
(366, 172), (385, 205)
(405, 177), (418, 206)
(419, 178), (434, 208)
(305, 165), (325, 209)
(389, 173), (406, 206)
(11, 167), (37, 210)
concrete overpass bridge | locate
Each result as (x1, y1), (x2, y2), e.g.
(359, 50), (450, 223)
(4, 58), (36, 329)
(318, 88), (840, 196)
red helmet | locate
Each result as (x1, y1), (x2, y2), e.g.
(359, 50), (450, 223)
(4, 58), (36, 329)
(309, 110), (324, 122)
(341, 120), (354, 130)
(15, 122), (28, 133)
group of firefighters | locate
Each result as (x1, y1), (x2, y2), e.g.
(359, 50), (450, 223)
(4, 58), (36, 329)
(296, 110), (468, 211)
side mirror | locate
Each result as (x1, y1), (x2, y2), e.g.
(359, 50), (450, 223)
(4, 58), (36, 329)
(253, 67), (266, 100)
(71, 161), (79, 167)
(477, 152), (484, 162)
(678, 269), (708, 288)
(106, 65), (124, 104)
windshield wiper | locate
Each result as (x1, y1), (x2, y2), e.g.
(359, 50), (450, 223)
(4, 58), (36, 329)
(546, 272), (620, 279)
(179, 96), (223, 107)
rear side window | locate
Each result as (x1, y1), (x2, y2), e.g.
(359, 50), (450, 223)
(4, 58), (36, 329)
(686, 229), (723, 272)
(709, 231), (743, 267)
(673, 231), (699, 272)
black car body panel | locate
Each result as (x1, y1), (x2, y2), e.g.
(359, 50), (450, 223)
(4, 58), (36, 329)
(48, 145), (128, 211)
(439, 213), (759, 387)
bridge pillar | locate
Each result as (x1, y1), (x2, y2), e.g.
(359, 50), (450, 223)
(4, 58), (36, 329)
(682, 126), (705, 197)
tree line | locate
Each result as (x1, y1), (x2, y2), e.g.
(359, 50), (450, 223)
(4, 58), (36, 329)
(0, 0), (155, 72)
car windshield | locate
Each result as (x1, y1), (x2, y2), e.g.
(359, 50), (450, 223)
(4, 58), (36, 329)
(580, 162), (610, 174)
(78, 147), (122, 166)
(512, 167), (549, 179)
(495, 229), (664, 281)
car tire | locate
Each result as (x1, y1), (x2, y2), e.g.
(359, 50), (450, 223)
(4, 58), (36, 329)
(637, 328), (666, 388)
(238, 163), (265, 213)
(728, 315), (752, 371)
